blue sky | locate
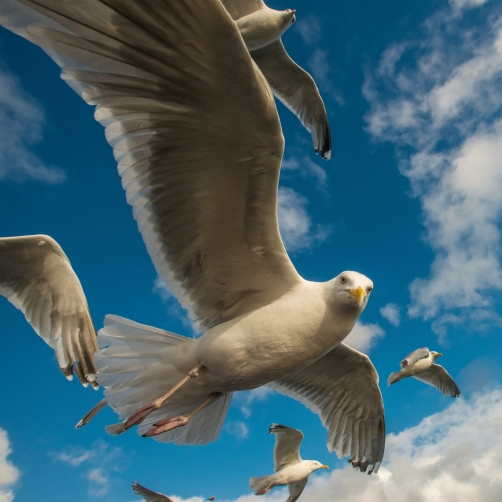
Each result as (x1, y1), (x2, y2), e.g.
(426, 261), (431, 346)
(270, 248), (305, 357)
(1, 0), (502, 501)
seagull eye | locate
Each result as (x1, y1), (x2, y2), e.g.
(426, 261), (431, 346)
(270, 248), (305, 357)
(366, 287), (372, 294)
(340, 276), (347, 284)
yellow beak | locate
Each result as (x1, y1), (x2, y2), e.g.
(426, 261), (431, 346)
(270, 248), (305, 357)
(348, 286), (365, 307)
(321, 465), (329, 469)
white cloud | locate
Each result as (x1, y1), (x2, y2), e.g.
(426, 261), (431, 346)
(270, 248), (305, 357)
(450, 0), (490, 12)
(364, 3), (502, 336)
(87, 468), (109, 497)
(173, 390), (502, 502)
(236, 387), (274, 418)
(277, 187), (330, 252)
(224, 420), (249, 440)
(0, 428), (19, 502)
(344, 320), (385, 352)
(282, 156), (327, 189)
(0, 65), (65, 184)
(380, 303), (401, 327)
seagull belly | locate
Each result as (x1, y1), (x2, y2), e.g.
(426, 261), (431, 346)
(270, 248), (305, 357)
(236, 10), (288, 51)
(271, 463), (311, 486)
(195, 282), (357, 392)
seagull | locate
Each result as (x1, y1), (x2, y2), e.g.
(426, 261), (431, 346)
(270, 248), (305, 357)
(221, 0), (332, 159)
(208, 497), (215, 501)
(132, 481), (173, 502)
(388, 348), (461, 397)
(0, 0), (384, 473)
(250, 424), (327, 501)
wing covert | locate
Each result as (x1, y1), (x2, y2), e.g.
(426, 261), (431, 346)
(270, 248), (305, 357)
(413, 365), (461, 398)
(401, 347), (430, 368)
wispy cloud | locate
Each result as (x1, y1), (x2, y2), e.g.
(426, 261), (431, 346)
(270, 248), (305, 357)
(53, 439), (122, 497)
(224, 420), (249, 440)
(295, 15), (322, 45)
(0, 428), (19, 502)
(344, 320), (385, 353)
(282, 156), (327, 189)
(277, 187), (330, 252)
(364, 1), (502, 338)
(379, 303), (401, 327)
(236, 387), (274, 418)
(0, 64), (65, 184)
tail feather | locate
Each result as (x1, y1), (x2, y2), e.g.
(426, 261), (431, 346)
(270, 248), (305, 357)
(105, 421), (126, 436)
(249, 475), (274, 495)
(75, 398), (107, 429)
(387, 371), (403, 386)
(95, 314), (232, 445)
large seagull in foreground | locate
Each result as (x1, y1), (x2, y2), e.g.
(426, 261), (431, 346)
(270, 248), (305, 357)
(0, 0), (384, 473)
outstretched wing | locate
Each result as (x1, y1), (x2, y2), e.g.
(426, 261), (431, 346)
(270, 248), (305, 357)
(268, 343), (385, 474)
(251, 41), (331, 159)
(400, 347), (430, 368)
(220, 0), (266, 19)
(413, 364), (461, 398)
(0, 0), (300, 333)
(269, 423), (304, 472)
(287, 479), (308, 502)
(132, 481), (173, 502)
(0, 235), (97, 385)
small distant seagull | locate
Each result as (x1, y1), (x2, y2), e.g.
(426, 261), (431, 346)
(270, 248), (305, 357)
(208, 497), (215, 501)
(388, 348), (461, 397)
(221, 0), (332, 159)
(250, 424), (328, 501)
(132, 481), (173, 502)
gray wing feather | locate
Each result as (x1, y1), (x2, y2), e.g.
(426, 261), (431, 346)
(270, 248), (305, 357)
(132, 481), (173, 502)
(220, 0), (266, 19)
(268, 423), (304, 471)
(268, 343), (385, 474)
(400, 347), (430, 368)
(0, 0), (300, 333)
(287, 479), (308, 502)
(413, 365), (461, 397)
(0, 235), (97, 385)
(251, 40), (331, 159)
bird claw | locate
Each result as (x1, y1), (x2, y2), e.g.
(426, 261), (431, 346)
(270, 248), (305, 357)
(142, 415), (189, 437)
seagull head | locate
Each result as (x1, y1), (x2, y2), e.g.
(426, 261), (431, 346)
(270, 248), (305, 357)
(329, 271), (373, 313)
(283, 9), (297, 25)
(306, 460), (329, 473)
(431, 351), (442, 360)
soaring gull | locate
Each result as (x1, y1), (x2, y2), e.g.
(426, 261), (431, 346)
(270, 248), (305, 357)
(221, 0), (332, 159)
(0, 0), (384, 473)
(250, 424), (327, 501)
(388, 348), (461, 398)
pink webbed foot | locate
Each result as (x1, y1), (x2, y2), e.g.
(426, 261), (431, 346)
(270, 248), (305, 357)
(142, 415), (190, 437)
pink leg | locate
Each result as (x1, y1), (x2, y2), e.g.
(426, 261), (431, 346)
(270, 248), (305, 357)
(142, 392), (222, 437)
(125, 365), (203, 430)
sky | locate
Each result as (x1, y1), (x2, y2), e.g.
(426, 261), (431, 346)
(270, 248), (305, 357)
(1, 0), (502, 501)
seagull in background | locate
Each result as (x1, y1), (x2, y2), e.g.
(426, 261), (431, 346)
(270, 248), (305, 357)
(250, 424), (327, 501)
(221, 0), (332, 159)
(388, 348), (461, 397)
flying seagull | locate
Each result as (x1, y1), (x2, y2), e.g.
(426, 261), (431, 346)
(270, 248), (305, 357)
(132, 481), (173, 502)
(388, 348), (461, 397)
(250, 424), (327, 501)
(221, 0), (332, 159)
(0, 0), (384, 473)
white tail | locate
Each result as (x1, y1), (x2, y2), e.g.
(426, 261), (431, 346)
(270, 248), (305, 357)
(249, 475), (274, 495)
(387, 371), (403, 386)
(95, 315), (233, 445)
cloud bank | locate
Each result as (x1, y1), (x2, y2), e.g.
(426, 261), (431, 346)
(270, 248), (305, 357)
(0, 65), (65, 184)
(364, 1), (502, 337)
